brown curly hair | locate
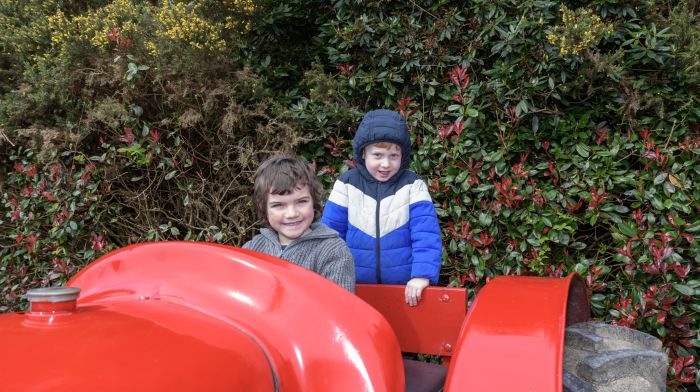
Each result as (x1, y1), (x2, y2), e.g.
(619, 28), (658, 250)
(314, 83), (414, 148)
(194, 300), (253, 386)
(253, 155), (323, 225)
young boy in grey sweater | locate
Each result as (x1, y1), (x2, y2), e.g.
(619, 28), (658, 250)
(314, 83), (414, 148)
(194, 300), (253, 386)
(243, 155), (356, 293)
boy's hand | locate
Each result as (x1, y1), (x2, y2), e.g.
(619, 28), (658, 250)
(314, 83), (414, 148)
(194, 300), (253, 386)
(405, 278), (429, 307)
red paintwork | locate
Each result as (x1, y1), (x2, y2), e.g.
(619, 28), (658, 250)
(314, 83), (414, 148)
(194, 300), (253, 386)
(1, 242), (404, 391)
(444, 274), (590, 392)
(4, 298), (277, 391)
(356, 284), (467, 356)
(1, 241), (590, 391)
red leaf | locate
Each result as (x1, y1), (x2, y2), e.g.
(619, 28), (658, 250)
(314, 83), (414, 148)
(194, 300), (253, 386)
(655, 311), (666, 324)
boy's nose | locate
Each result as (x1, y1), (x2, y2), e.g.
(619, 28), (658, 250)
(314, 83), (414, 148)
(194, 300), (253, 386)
(285, 205), (299, 217)
(379, 157), (390, 167)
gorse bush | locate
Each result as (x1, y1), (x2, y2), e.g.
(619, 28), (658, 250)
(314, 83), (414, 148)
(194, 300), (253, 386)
(0, 0), (258, 129)
(1, 0), (699, 389)
(0, 0), (299, 310)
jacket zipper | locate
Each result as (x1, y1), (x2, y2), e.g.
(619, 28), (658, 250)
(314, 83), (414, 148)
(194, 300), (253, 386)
(375, 182), (382, 283)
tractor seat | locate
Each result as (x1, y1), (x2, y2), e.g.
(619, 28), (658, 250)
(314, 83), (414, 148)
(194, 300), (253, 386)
(355, 284), (465, 392)
(403, 358), (448, 392)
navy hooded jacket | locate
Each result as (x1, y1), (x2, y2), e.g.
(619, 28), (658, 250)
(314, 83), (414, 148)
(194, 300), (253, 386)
(320, 109), (442, 284)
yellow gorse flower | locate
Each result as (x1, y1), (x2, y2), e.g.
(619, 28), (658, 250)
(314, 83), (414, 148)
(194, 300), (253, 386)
(44, 0), (255, 60)
(546, 5), (613, 55)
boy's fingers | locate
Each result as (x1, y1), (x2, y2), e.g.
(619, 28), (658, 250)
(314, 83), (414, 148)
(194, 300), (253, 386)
(405, 278), (428, 306)
(405, 288), (419, 306)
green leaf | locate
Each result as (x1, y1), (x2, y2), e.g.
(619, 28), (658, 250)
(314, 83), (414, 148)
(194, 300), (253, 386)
(466, 108), (479, 118)
(470, 254), (479, 266)
(575, 143), (590, 157)
(478, 212), (492, 226)
(672, 283), (699, 296)
(474, 184), (492, 192)
(618, 222), (638, 237)
(558, 232), (570, 245)
(663, 199), (673, 209)
(165, 170), (177, 180)
(614, 205), (629, 213)
(571, 242), (587, 250)
(590, 294), (606, 302)
(484, 149), (504, 162)
(515, 100), (528, 116)
(653, 172), (667, 185)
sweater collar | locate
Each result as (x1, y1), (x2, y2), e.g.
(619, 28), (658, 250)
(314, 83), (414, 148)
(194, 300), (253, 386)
(258, 222), (336, 246)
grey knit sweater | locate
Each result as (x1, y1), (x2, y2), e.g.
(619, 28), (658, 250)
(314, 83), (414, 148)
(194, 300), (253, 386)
(242, 223), (356, 293)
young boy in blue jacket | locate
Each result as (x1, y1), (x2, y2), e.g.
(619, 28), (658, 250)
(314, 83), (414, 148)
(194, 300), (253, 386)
(321, 109), (442, 306)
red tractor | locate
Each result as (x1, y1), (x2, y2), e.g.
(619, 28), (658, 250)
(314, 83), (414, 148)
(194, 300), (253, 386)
(1, 242), (667, 391)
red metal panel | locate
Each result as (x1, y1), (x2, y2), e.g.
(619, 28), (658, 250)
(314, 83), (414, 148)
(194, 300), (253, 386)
(2, 299), (276, 391)
(357, 284), (467, 356)
(444, 274), (589, 392)
(0, 242), (404, 391)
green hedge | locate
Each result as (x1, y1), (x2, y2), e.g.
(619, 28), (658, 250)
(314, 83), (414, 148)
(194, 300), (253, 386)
(291, 1), (699, 389)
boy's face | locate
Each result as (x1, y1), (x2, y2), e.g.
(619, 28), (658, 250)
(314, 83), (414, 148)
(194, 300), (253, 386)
(363, 143), (402, 182)
(266, 184), (314, 245)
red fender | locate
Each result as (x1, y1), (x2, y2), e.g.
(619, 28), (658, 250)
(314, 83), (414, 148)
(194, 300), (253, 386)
(1, 242), (403, 391)
(445, 274), (589, 391)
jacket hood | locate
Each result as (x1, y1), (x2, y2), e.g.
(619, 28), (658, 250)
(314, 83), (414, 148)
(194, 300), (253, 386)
(352, 109), (411, 175)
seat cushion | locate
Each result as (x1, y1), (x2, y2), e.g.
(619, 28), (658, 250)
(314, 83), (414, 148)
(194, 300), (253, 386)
(403, 358), (448, 392)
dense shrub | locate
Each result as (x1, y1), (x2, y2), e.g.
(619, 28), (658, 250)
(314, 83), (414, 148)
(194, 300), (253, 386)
(0, 144), (115, 312)
(1, 0), (699, 389)
(291, 1), (699, 389)
(0, 0), (300, 311)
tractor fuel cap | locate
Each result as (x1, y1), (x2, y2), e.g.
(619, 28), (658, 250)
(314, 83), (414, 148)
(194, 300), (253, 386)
(26, 287), (81, 314)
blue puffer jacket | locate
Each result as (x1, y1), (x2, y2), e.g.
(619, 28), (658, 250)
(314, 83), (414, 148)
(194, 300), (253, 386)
(321, 109), (442, 284)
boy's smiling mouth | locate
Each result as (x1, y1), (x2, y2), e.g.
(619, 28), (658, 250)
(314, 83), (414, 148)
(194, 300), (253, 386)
(283, 221), (303, 226)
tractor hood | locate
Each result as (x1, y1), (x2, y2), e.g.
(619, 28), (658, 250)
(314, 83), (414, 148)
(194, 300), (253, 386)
(0, 242), (403, 392)
(2, 288), (275, 391)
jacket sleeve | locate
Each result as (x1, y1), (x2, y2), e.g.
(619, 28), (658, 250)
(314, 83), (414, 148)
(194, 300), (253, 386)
(320, 180), (350, 240)
(408, 180), (442, 285)
(317, 239), (356, 293)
